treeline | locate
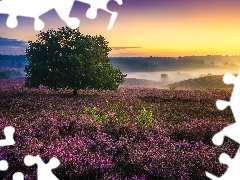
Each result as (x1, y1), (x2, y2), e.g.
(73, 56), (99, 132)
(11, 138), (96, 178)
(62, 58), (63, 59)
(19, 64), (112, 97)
(0, 54), (28, 69)
(110, 57), (217, 72)
(1, 55), (239, 74)
(0, 70), (25, 79)
(0, 54), (27, 62)
(110, 58), (162, 71)
(179, 55), (240, 63)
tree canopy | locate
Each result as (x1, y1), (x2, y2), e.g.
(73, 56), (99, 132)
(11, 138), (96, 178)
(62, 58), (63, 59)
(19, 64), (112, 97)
(24, 26), (126, 95)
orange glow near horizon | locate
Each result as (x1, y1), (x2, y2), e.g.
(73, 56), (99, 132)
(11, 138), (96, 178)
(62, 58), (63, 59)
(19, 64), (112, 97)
(1, 0), (240, 56)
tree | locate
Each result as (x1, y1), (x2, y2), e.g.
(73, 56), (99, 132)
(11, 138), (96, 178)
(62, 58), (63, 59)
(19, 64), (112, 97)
(210, 61), (215, 65)
(0, 71), (9, 79)
(25, 26), (127, 95)
(11, 61), (15, 66)
(2, 70), (22, 78)
(223, 62), (229, 66)
(17, 62), (23, 68)
(230, 63), (237, 67)
(197, 60), (205, 64)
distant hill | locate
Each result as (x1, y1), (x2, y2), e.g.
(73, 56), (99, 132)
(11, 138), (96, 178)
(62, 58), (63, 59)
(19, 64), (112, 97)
(120, 78), (172, 89)
(168, 75), (234, 89)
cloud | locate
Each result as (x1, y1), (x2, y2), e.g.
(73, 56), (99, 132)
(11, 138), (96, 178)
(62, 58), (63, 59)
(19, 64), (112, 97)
(110, 52), (147, 57)
(111, 47), (141, 51)
(0, 37), (27, 46)
(0, 37), (28, 55)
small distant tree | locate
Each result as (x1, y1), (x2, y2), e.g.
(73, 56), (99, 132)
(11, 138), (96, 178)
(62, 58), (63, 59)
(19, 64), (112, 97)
(197, 60), (205, 64)
(199, 74), (206, 78)
(210, 61), (215, 65)
(11, 61), (15, 66)
(177, 56), (182, 60)
(25, 26), (127, 95)
(230, 63), (237, 67)
(223, 62), (229, 66)
(0, 71), (9, 79)
(3, 70), (22, 78)
(17, 62), (23, 68)
(161, 73), (168, 81)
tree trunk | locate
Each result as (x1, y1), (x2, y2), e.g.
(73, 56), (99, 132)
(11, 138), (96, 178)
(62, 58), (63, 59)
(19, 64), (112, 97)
(73, 89), (77, 96)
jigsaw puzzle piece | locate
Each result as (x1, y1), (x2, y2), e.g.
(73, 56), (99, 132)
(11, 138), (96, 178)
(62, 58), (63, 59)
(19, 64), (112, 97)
(0, 0), (122, 30)
(212, 122), (240, 146)
(216, 72), (236, 112)
(221, 70), (240, 121)
(206, 153), (231, 179)
(53, 0), (80, 29)
(0, 0), (79, 31)
(207, 69), (240, 179)
(24, 155), (60, 180)
(0, 0), (50, 30)
(77, 0), (123, 30)
(0, 126), (15, 172)
(0, 0), (18, 28)
(206, 148), (240, 180)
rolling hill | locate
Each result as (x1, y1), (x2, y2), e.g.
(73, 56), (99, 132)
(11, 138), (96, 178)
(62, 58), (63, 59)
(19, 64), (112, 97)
(168, 75), (234, 89)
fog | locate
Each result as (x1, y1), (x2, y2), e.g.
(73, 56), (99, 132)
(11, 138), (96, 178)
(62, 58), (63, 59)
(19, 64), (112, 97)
(123, 68), (239, 83)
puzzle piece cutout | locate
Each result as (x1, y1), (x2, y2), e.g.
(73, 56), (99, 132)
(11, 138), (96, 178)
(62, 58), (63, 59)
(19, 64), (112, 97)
(211, 70), (240, 146)
(0, 160), (8, 171)
(0, 0), (123, 31)
(216, 70), (240, 121)
(0, 126), (15, 146)
(24, 155), (60, 180)
(77, 0), (123, 30)
(0, 126), (15, 172)
(12, 172), (24, 180)
(0, 125), (60, 180)
(0, 0), (79, 31)
(206, 69), (240, 179)
(206, 148), (240, 179)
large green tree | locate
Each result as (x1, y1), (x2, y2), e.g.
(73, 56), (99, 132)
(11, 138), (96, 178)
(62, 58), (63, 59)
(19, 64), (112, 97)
(24, 26), (126, 95)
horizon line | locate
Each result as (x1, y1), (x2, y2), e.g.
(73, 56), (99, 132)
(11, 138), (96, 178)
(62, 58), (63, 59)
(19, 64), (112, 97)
(1, 54), (240, 57)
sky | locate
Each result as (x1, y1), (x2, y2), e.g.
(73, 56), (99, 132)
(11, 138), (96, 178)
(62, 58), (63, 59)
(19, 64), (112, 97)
(1, 0), (240, 57)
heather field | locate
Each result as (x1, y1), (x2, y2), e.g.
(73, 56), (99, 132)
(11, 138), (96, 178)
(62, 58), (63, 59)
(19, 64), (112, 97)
(0, 78), (238, 180)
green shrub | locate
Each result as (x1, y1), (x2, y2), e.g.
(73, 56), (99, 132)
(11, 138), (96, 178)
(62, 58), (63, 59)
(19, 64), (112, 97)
(135, 108), (153, 128)
(105, 99), (126, 124)
(83, 106), (108, 122)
